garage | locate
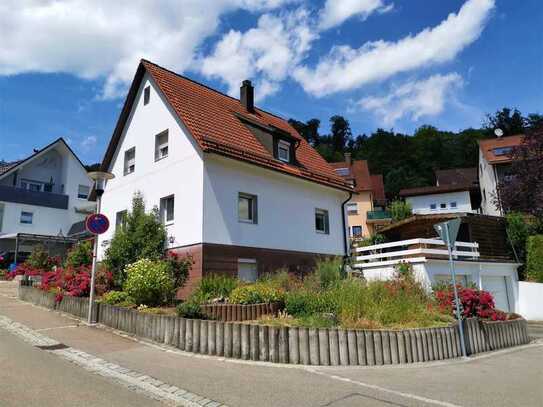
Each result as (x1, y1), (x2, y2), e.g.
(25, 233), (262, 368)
(482, 276), (511, 312)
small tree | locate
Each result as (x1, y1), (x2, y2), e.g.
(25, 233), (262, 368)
(526, 235), (543, 283)
(388, 200), (412, 222)
(104, 192), (167, 286)
(65, 241), (93, 268)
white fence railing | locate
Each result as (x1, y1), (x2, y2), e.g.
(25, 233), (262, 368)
(353, 238), (479, 269)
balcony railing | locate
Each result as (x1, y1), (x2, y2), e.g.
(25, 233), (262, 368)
(353, 238), (480, 269)
(0, 185), (69, 210)
(366, 210), (392, 221)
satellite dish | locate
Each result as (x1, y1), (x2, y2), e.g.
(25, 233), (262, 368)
(494, 128), (504, 138)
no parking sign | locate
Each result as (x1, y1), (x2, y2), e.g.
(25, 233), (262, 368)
(85, 213), (110, 235)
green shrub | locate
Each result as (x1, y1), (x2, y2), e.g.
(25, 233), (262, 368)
(101, 290), (133, 306)
(229, 282), (285, 305)
(284, 289), (337, 317)
(191, 275), (239, 303)
(176, 302), (206, 319)
(526, 235), (543, 282)
(104, 192), (167, 286)
(388, 200), (412, 222)
(315, 257), (342, 289)
(65, 241), (93, 268)
(357, 234), (387, 247)
(163, 252), (192, 298)
(26, 245), (57, 270)
(123, 258), (173, 306)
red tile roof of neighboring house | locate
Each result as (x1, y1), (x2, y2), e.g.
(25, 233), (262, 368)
(101, 60), (351, 192)
(0, 160), (20, 176)
(399, 183), (474, 198)
(370, 174), (386, 202)
(435, 167), (478, 186)
(479, 135), (524, 164)
(329, 160), (372, 193)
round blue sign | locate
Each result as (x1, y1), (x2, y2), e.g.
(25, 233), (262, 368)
(85, 214), (110, 235)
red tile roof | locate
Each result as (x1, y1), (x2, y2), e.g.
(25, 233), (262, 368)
(435, 167), (478, 186)
(479, 135), (524, 164)
(138, 60), (350, 191)
(370, 174), (386, 202)
(399, 183), (474, 197)
(329, 160), (372, 193)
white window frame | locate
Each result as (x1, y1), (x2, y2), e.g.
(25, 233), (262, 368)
(440, 203), (447, 210)
(20, 179), (44, 192)
(20, 211), (33, 225)
(277, 140), (290, 163)
(77, 184), (90, 200)
(155, 130), (169, 161)
(346, 202), (358, 215)
(124, 147), (136, 175)
(238, 192), (258, 224)
(352, 225), (362, 237)
(315, 208), (329, 234)
(160, 195), (175, 225)
(115, 210), (127, 230)
(334, 167), (349, 177)
(450, 201), (457, 209)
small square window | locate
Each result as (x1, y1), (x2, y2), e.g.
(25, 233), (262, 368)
(124, 147), (136, 175)
(440, 203), (447, 209)
(430, 203), (437, 210)
(352, 225), (362, 236)
(115, 210), (127, 229)
(20, 211), (33, 224)
(238, 259), (257, 282)
(238, 193), (258, 224)
(144, 85), (150, 105)
(78, 185), (90, 199)
(450, 201), (457, 208)
(346, 202), (358, 215)
(315, 208), (329, 234)
(160, 195), (175, 225)
(155, 130), (169, 161)
(277, 140), (290, 163)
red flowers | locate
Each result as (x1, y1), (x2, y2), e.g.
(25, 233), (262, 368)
(434, 286), (506, 321)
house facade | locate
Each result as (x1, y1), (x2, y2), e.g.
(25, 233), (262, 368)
(479, 135), (524, 216)
(97, 60), (352, 296)
(0, 138), (93, 253)
(330, 156), (388, 238)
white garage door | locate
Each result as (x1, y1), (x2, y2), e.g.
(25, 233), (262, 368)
(481, 276), (510, 312)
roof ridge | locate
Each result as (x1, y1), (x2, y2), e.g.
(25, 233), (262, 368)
(140, 58), (290, 123)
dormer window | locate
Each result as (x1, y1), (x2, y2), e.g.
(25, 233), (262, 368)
(335, 167), (349, 177)
(277, 140), (290, 163)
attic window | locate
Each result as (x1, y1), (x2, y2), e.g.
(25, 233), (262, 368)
(144, 86), (150, 105)
(155, 130), (169, 161)
(124, 147), (136, 175)
(493, 147), (512, 156)
(335, 168), (349, 177)
(277, 140), (290, 162)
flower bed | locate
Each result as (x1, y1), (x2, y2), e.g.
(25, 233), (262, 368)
(18, 283), (530, 366)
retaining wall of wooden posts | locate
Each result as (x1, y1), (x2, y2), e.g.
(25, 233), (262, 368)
(18, 284), (531, 366)
(199, 302), (282, 322)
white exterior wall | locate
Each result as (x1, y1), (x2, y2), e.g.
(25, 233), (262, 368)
(0, 143), (92, 237)
(97, 73), (204, 260)
(203, 155), (348, 255)
(479, 149), (501, 216)
(518, 282), (543, 320)
(406, 191), (473, 215)
(362, 259), (520, 313)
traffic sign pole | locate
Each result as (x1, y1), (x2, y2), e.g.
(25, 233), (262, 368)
(87, 196), (102, 324)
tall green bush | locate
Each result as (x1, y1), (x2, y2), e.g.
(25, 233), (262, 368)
(123, 258), (173, 306)
(315, 257), (342, 289)
(526, 235), (543, 282)
(104, 192), (167, 286)
(388, 200), (412, 222)
(65, 241), (93, 268)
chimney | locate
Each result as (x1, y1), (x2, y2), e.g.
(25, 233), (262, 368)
(344, 152), (352, 166)
(240, 80), (254, 113)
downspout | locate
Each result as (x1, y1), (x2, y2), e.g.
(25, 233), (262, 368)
(341, 190), (353, 277)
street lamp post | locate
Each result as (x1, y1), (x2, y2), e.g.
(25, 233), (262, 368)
(87, 171), (114, 324)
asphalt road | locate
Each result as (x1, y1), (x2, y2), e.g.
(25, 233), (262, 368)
(1, 281), (542, 407)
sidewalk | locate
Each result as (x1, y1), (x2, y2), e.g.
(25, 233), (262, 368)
(1, 281), (542, 407)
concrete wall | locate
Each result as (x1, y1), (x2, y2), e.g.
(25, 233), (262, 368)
(479, 149), (501, 216)
(97, 72), (205, 259)
(203, 155), (348, 256)
(406, 191), (473, 215)
(518, 281), (543, 321)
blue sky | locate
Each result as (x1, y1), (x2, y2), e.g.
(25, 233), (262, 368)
(0, 0), (541, 165)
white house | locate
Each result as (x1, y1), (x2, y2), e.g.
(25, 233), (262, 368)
(0, 138), (94, 255)
(97, 60), (352, 297)
(478, 135), (524, 216)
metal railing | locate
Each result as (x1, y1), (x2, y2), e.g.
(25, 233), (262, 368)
(0, 185), (69, 209)
(366, 210), (392, 221)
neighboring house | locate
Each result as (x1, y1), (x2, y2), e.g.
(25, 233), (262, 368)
(330, 155), (388, 238)
(399, 167), (480, 215)
(96, 59), (352, 296)
(479, 135), (524, 216)
(0, 138), (94, 253)
(354, 213), (521, 313)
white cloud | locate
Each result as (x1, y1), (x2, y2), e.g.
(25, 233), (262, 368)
(294, 0), (494, 96)
(358, 73), (463, 125)
(80, 135), (98, 152)
(0, 0), (290, 99)
(200, 8), (316, 101)
(319, 0), (393, 30)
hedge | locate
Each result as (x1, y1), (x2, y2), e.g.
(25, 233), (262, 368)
(526, 235), (543, 282)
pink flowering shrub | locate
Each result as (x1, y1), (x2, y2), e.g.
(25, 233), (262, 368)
(434, 286), (507, 321)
